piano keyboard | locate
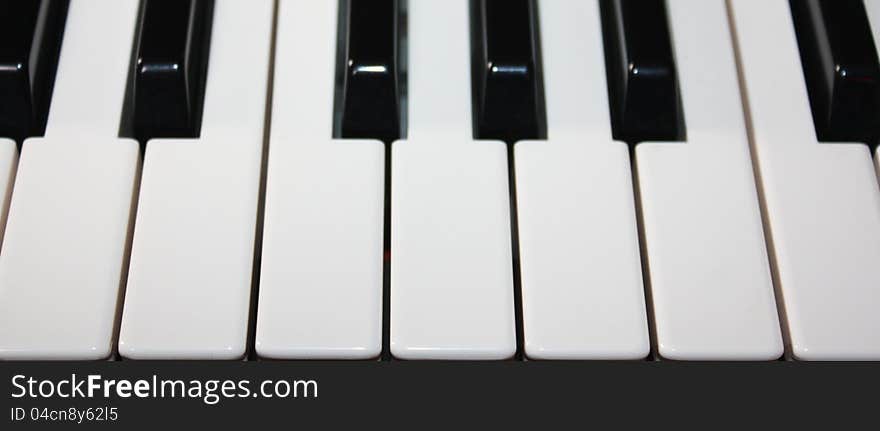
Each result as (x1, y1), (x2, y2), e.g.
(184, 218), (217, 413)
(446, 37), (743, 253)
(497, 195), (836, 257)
(0, 0), (877, 361)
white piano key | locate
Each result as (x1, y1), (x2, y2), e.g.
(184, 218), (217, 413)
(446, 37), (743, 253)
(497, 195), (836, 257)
(0, 0), (141, 360)
(118, 0), (274, 360)
(633, 0), (783, 360)
(255, 0), (384, 359)
(730, 0), (880, 360)
(0, 140), (17, 246)
(514, 0), (649, 360)
(390, 0), (516, 360)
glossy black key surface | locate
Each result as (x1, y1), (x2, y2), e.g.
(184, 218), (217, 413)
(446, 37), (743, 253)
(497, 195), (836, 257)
(338, 0), (401, 143)
(600, 0), (684, 143)
(132, 0), (214, 142)
(0, 0), (69, 142)
(471, 0), (545, 143)
(791, 0), (880, 149)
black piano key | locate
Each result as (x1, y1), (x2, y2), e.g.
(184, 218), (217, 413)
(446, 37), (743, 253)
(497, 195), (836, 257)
(338, 0), (401, 143)
(790, 0), (880, 149)
(132, 0), (214, 142)
(471, 0), (545, 143)
(0, 0), (69, 142)
(600, 0), (684, 144)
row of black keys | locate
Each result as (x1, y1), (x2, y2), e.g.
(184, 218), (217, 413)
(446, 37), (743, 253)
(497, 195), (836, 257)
(0, 0), (212, 143)
(1, 0), (879, 149)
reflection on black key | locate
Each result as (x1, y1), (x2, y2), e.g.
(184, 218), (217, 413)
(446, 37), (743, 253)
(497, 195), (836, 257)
(132, 0), (214, 142)
(338, 0), (401, 143)
(0, 0), (69, 142)
(791, 0), (880, 149)
(471, 0), (545, 143)
(600, 0), (684, 143)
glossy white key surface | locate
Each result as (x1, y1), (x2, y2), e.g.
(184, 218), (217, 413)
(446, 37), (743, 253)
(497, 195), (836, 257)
(635, 0), (782, 360)
(0, 0), (141, 360)
(255, 0), (384, 359)
(515, 0), (649, 360)
(0, 140), (17, 246)
(390, 0), (516, 360)
(730, 0), (880, 360)
(118, 0), (274, 360)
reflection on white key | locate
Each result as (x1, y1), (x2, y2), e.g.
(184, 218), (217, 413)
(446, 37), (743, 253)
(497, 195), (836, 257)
(255, 0), (384, 359)
(731, 0), (880, 360)
(635, 0), (782, 360)
(118, 0), (274, 360)
(390, 0), (516, 360)
(0, 140), (17, 245)
(515, 0), (649, 360)
(0, 0), (141, 360)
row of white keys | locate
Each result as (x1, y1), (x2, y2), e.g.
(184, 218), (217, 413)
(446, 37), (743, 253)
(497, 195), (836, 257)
(515, 0), (649, 360)
(390, 0), (516, 359)
(636, 0), (783, 360)
(118, 0), (275, 360)
(730, 0), (880, 360)
(0, 0), (141, 360)
(255, 0), (385, 359)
